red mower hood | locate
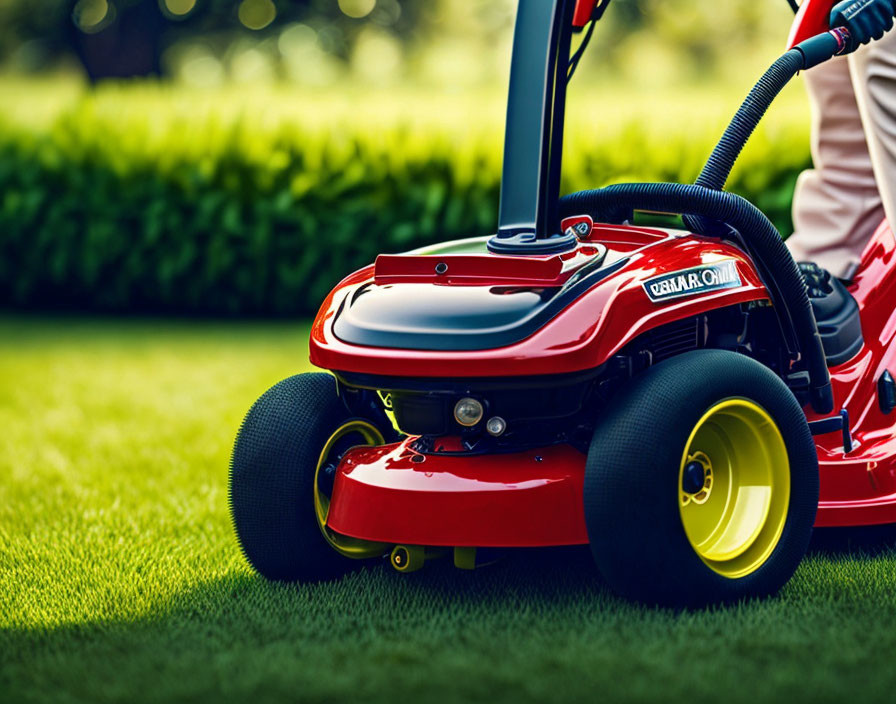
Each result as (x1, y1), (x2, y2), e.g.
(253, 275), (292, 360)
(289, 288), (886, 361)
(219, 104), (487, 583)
(309, 224), (770, 379)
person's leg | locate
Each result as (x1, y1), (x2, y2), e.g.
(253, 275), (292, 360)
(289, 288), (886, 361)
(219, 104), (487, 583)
(787, 55), (884, 278)
(848, 27), (896, 247)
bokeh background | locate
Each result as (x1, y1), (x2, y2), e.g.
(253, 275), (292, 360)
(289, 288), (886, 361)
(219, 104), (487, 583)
(14, 5), (894, 704)
(1, 0), (810, 316)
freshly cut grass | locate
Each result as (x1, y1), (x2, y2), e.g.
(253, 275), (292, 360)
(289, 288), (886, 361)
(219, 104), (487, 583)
(2, 316), (896, 704)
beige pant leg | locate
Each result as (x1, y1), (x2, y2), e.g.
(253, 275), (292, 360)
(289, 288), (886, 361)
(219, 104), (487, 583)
(787, 52), (884, 278)
(848, 27), (896, 239)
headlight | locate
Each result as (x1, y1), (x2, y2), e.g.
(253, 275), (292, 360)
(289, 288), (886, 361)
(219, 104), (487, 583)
(454, 397), (484, 427)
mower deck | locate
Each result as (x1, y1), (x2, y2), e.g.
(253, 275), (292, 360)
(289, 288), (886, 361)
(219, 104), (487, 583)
(327, 423), (896, 549)
(326, 438), (589, 547)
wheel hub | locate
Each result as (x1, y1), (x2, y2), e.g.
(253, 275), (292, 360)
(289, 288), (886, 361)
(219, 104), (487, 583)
(681, 452), (713, 505)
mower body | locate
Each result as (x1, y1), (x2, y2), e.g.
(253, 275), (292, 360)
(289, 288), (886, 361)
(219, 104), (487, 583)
(309, 216), (896, 548)
(310, 225), (766, 549)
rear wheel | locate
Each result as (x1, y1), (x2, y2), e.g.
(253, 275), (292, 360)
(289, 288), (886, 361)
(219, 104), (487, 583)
(229, 373), (389, 581)
(584, 350), (818, 607)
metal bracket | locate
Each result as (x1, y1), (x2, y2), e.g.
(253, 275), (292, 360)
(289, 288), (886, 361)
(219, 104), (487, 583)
(808, 408), (853, 454)
(878, 370), (895, 414)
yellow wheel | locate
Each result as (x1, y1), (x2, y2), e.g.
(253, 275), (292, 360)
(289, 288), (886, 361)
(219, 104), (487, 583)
(678, 399), (790, 579)
(314, 420), (390, 560)
(584, 350), (819, 607)
(230, 373), (390, 582)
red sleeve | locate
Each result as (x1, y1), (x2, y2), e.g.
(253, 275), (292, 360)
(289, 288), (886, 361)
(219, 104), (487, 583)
(788, 0), (835, 47)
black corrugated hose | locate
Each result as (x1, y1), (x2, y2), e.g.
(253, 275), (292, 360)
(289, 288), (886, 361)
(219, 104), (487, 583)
(694, 29), (850, 192)
(693, 50), (805, 192)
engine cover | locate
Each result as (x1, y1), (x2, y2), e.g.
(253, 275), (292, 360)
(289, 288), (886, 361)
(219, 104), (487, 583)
(333, 258), (623, 352)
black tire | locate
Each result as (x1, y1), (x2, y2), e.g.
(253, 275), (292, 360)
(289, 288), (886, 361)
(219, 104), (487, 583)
(229, 372), (367, 581)
(584, 350), (818, 607)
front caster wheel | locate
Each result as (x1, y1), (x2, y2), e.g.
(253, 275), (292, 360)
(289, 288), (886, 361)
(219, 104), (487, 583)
(229, 373), (389, 581)
(584, 350), (819, 607)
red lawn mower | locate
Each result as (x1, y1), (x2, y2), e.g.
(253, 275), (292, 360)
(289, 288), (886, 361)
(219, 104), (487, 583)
(229, 0), (896, 606)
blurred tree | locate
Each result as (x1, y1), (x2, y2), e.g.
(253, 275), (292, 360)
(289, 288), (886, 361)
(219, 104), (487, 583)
(0, 0), (426, 80)
(0, 0), (799, 84)
(67, 0), (166, 80)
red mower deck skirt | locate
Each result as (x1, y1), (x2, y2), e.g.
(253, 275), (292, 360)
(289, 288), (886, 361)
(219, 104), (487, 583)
(326, 439), (589, 547)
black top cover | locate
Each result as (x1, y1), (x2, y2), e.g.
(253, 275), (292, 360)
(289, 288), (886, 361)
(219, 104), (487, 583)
(332, 257), (624, 352)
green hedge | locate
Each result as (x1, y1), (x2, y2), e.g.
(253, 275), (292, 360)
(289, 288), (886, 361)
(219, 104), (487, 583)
(0, 86), (812, 316)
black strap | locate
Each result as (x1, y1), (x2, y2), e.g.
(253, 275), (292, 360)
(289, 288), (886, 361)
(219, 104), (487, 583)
(567, 0), (611, 80)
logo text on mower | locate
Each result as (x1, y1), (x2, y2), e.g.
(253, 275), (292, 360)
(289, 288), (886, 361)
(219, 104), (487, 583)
(643, 260), (742, 303)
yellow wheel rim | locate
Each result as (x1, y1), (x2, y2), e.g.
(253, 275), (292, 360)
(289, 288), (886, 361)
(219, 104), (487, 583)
(314, 419), (389, 560)
(678, 398), (790, 579)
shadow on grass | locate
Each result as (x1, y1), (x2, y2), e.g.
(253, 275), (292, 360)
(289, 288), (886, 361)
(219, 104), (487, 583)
(5, 538), (896, 704)
(809, 523), (896, 557)
(0, 547), (625, 704)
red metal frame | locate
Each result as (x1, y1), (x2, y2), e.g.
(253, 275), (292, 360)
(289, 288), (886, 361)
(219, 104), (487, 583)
(572, 0), (598, 28)
(373, 247), (602, 287)
(810, 221), (896, 526)
(788, 0), (835, 48)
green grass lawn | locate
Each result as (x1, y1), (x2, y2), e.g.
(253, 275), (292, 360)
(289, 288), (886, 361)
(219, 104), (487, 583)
(3, 315), (896, 704)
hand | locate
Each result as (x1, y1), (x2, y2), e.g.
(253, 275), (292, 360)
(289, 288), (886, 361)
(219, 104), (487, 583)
(830, 0), (896, 48)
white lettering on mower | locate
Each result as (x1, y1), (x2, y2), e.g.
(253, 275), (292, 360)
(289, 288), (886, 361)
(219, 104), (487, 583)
(643, 260), (742, 303)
